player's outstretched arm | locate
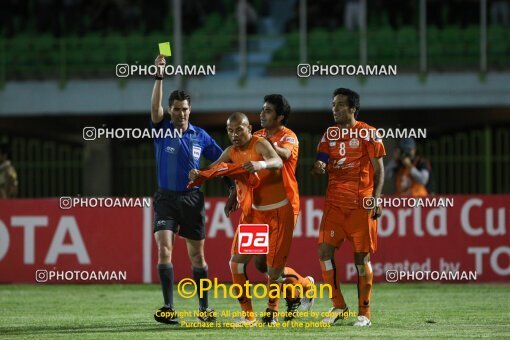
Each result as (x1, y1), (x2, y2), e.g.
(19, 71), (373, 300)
(150, 55), (165, 124)
(208, 146), (232, 169)
(188, 146), (233, 182)
(243, 139), (283, 173)
(257, 139), (283, 169)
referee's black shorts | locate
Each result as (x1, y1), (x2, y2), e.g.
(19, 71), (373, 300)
(153, 188), (206, 240)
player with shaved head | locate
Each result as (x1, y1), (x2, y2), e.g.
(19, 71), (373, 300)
(189, 112), (313, 326)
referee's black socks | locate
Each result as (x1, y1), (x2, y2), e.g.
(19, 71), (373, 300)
(158, 263), (174, 309)
(192, 266), (209, 309)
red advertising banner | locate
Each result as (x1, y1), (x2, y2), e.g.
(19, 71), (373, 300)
(0, 199), (145, 283)
(0, 196), (508, 284)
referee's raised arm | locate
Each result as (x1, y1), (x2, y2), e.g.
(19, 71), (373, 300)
(151, 55), (165, 124)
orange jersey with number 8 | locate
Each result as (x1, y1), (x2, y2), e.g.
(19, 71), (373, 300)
(316, 121), (386, 209)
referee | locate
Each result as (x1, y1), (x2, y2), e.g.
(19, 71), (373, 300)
(151, 54), (234, 324)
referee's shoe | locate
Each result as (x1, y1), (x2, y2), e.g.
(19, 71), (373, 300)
(154, 306), (179, 325)
(197, 307), (217, 322)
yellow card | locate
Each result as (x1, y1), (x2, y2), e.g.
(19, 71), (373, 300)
(158, 42), (172, 57)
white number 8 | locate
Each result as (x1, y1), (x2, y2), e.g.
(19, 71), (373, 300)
(339, 142), (346, 156)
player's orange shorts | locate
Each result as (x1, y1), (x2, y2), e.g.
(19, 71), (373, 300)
(318, 203), (378, 253)
(231, 202), (295, 269)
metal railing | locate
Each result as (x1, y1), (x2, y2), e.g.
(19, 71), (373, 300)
(3, 127), (508, 197)
(112, 127), (510, 197)
(6, 137), (83, 197)
(418, 127), (510, 194)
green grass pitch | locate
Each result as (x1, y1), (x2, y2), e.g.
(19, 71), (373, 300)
(1, 283), (509, 338)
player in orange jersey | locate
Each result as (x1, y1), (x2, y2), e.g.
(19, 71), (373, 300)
(312, 88), (385, 327)
(252, 94), (314, 324)
(189, 112), (312, 326)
